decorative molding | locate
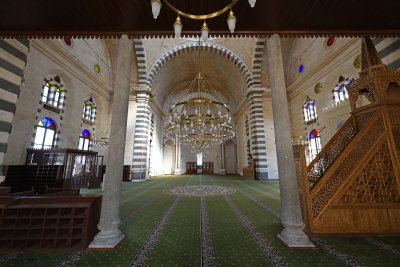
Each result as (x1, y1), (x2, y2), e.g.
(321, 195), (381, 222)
(31, 39), (113, 101)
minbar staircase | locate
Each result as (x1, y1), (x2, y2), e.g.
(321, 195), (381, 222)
(295, 38), (400, 235)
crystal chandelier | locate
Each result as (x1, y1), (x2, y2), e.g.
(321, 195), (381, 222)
(166, 73), (235, 156)
(150, 0), (257, 39)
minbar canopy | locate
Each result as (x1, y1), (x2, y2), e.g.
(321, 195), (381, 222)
(1, 0), (400, 38)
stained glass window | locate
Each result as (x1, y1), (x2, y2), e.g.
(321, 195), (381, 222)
(299, 65), (304, 73)
(82, 98), (97, 123)
(308, 129), (322, 163)
(78, 130), (91, 151)
(34, 118), (56, 149)
(303, 97), (317, 123)
(334, 77), (354, 104)
(41, 77), (64, 109)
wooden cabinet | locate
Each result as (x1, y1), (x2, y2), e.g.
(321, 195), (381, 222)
(0, 195), (101, 251)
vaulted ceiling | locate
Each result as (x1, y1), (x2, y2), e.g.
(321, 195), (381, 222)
(1, 0), (400, 38)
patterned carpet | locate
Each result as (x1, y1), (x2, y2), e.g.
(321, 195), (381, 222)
(1, 174), (400, 267)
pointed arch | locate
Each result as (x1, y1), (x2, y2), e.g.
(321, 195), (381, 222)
(147, 42), (253, 89)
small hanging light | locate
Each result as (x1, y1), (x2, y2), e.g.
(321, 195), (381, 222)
(173, 15), (182, 38)
(248, 0), (256, 8)
(151, 0), (162, 19)
(201, 21), (209, 42)
(227, 10), (236, 33)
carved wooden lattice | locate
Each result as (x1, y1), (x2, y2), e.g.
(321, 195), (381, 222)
(355, 110), (376, 132)
(311, 115), (385, 219)
(392, 127), (400, 159)
(340, 141), (400, 204)
(388, 108), (400, 126)
(307, 119), (355, 187)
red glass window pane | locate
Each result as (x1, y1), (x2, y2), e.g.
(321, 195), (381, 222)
(64, 38), (72, 46)
(327, 37), (335, 47)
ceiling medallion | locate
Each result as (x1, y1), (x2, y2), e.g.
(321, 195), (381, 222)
(314, 82), (322, 94)
(151, 0), (257, 39)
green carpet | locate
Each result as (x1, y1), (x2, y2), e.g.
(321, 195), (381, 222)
(1, 174), (399, 267)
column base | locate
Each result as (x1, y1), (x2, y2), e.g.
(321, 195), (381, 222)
(173, 169), (181, 175)
(89, 227), (125, 250)
(219, 169), (226, 174)
(277, 226), (315, 249)
(255, 171), (269, 180)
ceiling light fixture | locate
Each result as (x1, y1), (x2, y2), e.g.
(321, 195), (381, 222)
(150, 0), (256, 38)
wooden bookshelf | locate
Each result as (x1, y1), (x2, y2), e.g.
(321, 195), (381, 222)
(0, 195), (101, 252)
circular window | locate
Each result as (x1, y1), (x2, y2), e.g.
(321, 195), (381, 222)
(299, 65), (304, 73)
(54, 76), (61, 83)
(94, 65), (100, 74)
(326, 36), (335, 47)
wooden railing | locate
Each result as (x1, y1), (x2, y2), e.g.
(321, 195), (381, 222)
(309, 108), (385, 220)
(306, 116), (356, 188)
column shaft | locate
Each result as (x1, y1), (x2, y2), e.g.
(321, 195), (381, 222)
(89, 35), (133, 248)
(266, 34), (314, 248)
(247, 90), (269, 180)
(131, 90), (151, 180)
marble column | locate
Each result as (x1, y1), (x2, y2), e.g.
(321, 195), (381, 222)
(131, 89), (152, 180)
(266, 34), (314, 248)
(89, 35), (133, 249)
(219, 141), (226, 174)
(174, 128), (181, 174)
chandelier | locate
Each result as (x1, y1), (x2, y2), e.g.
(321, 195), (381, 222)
(150, 0), (257, 40)
(166, 73), (235, 156)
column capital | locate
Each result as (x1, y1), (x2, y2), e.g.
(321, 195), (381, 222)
(132, 87), (153, 100)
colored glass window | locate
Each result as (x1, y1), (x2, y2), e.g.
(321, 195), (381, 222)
(303, 97), (317, 123)
(78, 130), (91, 151)
(308, 129), (322, 163)
(327, 37), (335, 47)
(63, 38), (72, 46)
(299, 65), (304, 73)
(95, 65), (100, 73)
(34, 118), (56, 149)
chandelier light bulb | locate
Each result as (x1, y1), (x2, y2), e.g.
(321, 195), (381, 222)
(248, 0), (256, 8)
(151, 0), (162, 19)
(201, 21), (209, 42)
(227, 10), (236, 33)
(174, 15), (182, 38)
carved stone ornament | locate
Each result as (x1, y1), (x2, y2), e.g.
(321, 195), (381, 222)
(314, 82), (323, 94)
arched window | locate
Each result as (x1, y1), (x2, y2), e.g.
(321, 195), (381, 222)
(82, 97), (97, 123)
(308, 129), (322, 163)
(334, 77), (354, 104)
(303, 96), (317, 123)
(41, 76), (65, 109)
(197, 152), (203, 166)
(34, 118), (56, 149)
(78, 130), (91, 151)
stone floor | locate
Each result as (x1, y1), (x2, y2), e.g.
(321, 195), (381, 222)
(1, 174), (400, 266)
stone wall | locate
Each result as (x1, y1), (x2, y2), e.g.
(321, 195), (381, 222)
(4, 39), (113, 165)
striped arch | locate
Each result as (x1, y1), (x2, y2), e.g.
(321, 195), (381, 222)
(134, 39), (148, 87)
(252, 37), (266, 88)
(147, 43), (253, 89)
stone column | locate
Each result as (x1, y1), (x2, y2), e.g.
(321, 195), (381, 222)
(219, 140), (226, 174)
(174, 128), (181, 174)
(247, 88), (269, 180)
(266, 34), (314, 248)
(89, 35), (133, 249)
(131, 89), (152, 180)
